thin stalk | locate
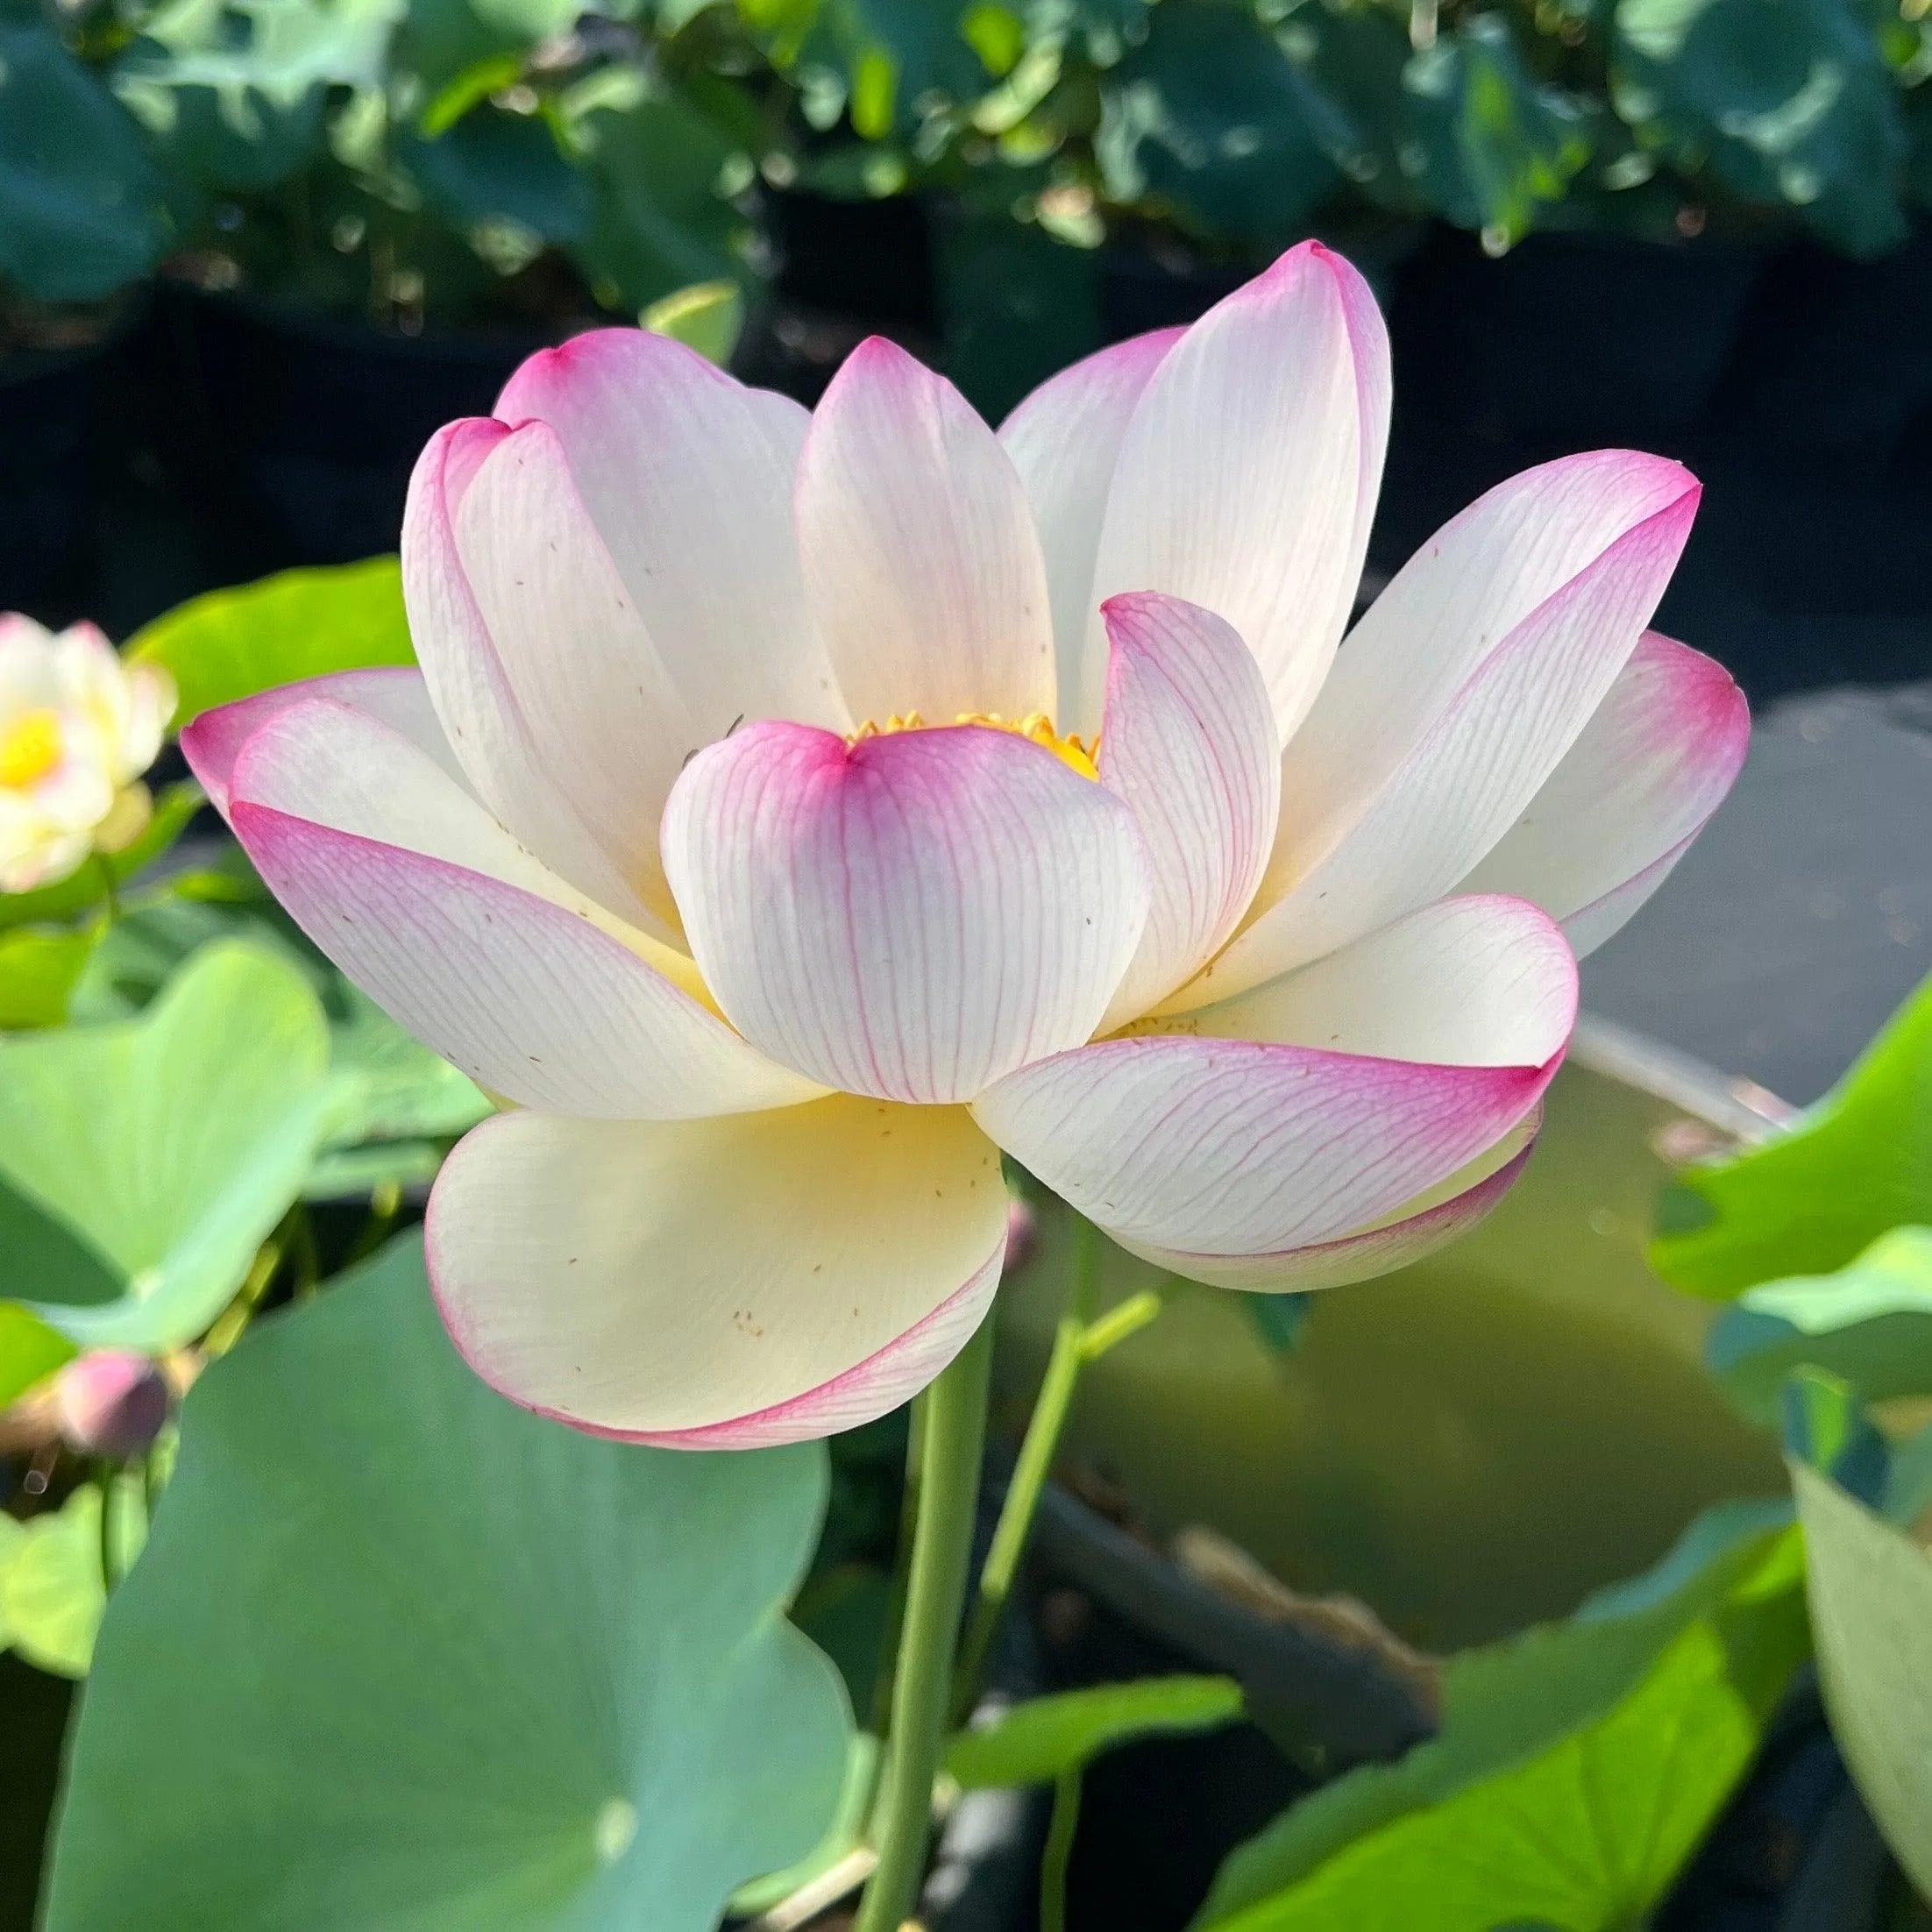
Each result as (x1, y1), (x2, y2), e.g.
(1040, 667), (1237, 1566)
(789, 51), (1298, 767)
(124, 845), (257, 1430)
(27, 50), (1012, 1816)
(344, 1180), (404, 1268)
(202, 1211), (293, 1359)
(95, 1460), (117, 1596)
(92, 854), (122, 925)
(1076, 1289), (1165, 1360)
(287, 1204), (323, 1301)
(951, 1225), (1165, 1719)
(853, 1318), (995, 1932)
(868, 1393), (930, 1742)
(1039, 1767), (1083, 1932)
(950, 1310), (1081, 1716)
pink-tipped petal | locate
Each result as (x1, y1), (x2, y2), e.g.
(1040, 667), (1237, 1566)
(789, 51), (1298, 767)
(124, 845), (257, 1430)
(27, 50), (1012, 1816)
(452, 421), (697, 931)
(229, 700), (812, 1118)
(796, 337), (1056, 726)
(972, 1032), (1556, 1263)
(1096, 593), (1281, 1029)
(182, 665), (462, 818)
(1089, 243), (1391, 743)
(495, 329), (848, 735)
(1278, 451), (1702, 871)
(661, 720), (1150, 1104)
(426, 1097), (1008, 1445)
(402, 419), (666, 934)
(1456, 631), (1749, 956)
(1116, 1107), (1540, 1291)
(977, 894), (1572, 1261)
(998, 327), (1183, 734)
(1180, 483), (1698, 1006)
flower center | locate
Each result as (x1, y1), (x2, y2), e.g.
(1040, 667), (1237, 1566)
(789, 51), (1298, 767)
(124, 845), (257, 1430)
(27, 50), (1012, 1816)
(0, 708), (63, 791)
(851, 710), (1098, 781)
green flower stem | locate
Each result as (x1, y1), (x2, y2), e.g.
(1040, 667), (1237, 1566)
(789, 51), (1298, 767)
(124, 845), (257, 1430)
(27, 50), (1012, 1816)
(92, 854), (122, 925)
(950, 1220), (1166, 1719)
(868, 1391), (929, 1741)
(1040, 1768), (1083, 1932)
(96, 1460), (117, 1596)
(855, 1315), (995, 1932)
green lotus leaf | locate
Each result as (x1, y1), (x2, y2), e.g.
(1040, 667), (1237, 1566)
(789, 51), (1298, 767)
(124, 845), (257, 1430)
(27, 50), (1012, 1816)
(0, 1481), (146, 1679)
(1708, 1225), (1932, 1424)
(1652, 970), (1932, 1297)
(0, 941), (333, 1351)
(124, 558), (416, 728)
(42, 1232), (850, 1931)
(948, 1676), (1245, 1791)
(0, 1302), (77, 1409)
(1193, 1504), (1807, 1931)
(1792, 1460), (1932, 1900)
(0, 925), (102, 1030)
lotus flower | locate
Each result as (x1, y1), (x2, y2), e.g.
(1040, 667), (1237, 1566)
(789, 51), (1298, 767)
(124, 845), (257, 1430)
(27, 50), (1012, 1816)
(184, 243), (1744, 1449)
(0, 618), (174, 893)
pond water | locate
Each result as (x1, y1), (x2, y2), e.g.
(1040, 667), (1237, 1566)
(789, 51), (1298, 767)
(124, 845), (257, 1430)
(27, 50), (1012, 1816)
(995, 1056), (1784, 1653)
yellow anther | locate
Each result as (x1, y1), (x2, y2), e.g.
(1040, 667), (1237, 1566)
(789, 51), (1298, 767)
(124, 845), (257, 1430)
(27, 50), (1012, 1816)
(0, 708), (63, 790)
(850, 707), (1099, 781)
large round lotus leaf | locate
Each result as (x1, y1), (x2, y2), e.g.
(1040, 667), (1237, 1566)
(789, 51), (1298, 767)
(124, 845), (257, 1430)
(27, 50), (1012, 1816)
(0, 1481), (146, 1678)
(0, 941), (333, 1353)
(42, 1232), (849, 1931)
(1792, 1460), (1932, 1899)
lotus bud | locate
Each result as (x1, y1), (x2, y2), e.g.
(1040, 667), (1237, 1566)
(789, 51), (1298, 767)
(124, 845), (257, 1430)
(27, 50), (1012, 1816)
(1003, 1197), (1037, 1276)
(53, 1349), (172, 1459)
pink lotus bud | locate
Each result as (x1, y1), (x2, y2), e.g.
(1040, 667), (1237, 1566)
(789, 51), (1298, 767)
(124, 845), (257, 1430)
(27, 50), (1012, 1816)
(53, 1350), (171, 1459)
(1004, 1197), (1038, 1275)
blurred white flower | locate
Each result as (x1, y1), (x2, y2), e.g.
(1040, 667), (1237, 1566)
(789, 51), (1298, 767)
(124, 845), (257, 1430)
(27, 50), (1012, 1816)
(0, 617), (175, 894)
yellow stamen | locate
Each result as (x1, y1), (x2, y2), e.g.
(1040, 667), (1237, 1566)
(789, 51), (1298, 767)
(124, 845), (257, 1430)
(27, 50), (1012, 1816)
(851, 709), (1099, 781)
(0, 708), (63, 790)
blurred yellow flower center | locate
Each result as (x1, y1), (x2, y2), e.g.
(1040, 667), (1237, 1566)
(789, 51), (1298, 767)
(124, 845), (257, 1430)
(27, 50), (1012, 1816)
(0, 709), (63, 790)
(851, 710), (1099, 781)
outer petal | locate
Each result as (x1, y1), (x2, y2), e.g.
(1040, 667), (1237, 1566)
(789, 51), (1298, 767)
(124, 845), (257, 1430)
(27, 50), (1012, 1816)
(1175, 895), (1578, 1067)
(1096, 593), (1280, 1030)
(1456, 631), (1749, 957)
(1176, 482), (1698, 1006)
(796, 337), (1056, 726)
(973, 1035), (1555, 1264)
(998, 327), (1183, 735)
(183, 665), (463, 816)
(452, 422), (697, 930)
(975, 897), (1573, 1261)
(1276, 451), (1701, 871)
(426, 1097), (1008, 1445)
(402, 419), (668, 935)
(495, 328), (849, 734)
(1088, 243), (1390, 743)
(229, 699), (820, 1119)
(1115, 1106), (1540, 1291)
(661, 720), (1150, 1104)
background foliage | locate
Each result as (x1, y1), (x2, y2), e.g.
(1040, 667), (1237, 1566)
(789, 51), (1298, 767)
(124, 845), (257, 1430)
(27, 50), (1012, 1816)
(3, 0), (1929, 324)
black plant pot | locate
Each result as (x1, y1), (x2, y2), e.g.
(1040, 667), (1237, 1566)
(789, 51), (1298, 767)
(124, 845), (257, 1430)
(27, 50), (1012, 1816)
(1726, 228), (1932, 467)
(0, 330), (124, 612)
(1399, 224), (1765, 446)
(145, 287), (551, 579)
